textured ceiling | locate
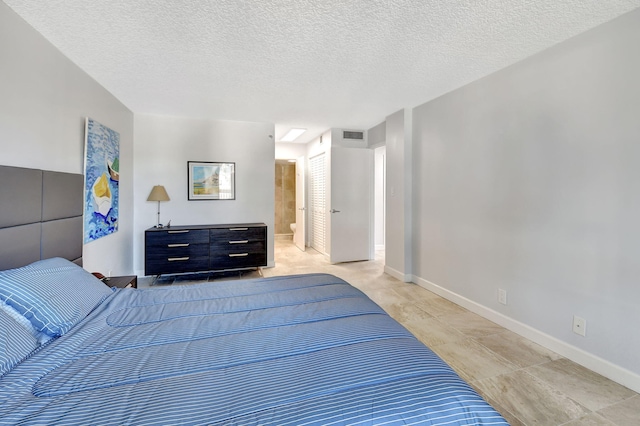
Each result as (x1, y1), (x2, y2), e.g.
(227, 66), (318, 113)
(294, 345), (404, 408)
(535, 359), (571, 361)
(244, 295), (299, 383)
(4, 0), (640, 144)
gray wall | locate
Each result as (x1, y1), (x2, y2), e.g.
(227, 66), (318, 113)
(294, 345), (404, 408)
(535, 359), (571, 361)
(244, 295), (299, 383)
(385, 109), (412, 280)
(411, 8), (640, 382)
(0, 2), (134, 275)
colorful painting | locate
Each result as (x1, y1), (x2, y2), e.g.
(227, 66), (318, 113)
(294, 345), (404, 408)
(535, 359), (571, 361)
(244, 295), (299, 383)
(188, 161), (235, 200)
(83, 118), (119, 243)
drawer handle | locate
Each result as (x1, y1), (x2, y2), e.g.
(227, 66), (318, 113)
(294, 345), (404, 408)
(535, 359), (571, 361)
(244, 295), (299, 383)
(229, 253), (249, 257)
(229, 228), (248, 231)
(168, 257), (190, 261)
(168, 230), (190, 234)
(229, 240), (249, 244)
(167, 243), (190, 248)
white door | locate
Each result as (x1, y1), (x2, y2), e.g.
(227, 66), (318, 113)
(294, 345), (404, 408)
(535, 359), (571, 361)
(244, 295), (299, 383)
(329, 147), (373, 263)
(294, 156), (306, 251)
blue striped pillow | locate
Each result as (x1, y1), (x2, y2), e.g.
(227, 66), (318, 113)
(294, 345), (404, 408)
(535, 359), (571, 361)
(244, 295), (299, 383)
(0, 308), (39, 376)
(0, 301), (51, 345)
(0, 258), (113, 337)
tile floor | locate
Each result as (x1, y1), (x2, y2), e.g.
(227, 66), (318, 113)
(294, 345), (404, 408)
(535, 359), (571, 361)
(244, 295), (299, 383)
(139, 240), (640, 426)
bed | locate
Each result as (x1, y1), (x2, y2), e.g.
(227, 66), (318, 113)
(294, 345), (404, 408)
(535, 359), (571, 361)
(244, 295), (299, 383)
(0, 165), (507, 425)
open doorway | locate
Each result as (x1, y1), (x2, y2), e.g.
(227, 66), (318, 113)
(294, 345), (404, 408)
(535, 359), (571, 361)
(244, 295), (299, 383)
(275, 145), (384, 263)
(274, 159), (296, 240)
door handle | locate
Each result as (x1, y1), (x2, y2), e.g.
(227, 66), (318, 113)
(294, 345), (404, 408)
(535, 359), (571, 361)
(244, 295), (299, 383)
(298, 207), (306, 211)
(330, 209), (341, 213)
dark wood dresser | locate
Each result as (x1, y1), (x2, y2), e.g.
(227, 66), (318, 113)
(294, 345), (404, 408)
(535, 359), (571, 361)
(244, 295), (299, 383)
(145, 223), (267, 276)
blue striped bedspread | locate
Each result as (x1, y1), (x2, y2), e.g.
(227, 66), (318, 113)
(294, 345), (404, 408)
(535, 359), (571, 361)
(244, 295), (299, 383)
(0, 273), (508, 425)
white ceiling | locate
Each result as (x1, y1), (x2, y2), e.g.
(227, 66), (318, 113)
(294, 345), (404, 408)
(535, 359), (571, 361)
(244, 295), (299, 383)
(4, 0), (640, 144)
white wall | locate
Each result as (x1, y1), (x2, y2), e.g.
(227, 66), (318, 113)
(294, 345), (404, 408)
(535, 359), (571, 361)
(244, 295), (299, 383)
(133, 115), (275, 274)
(0, 1), (134, 275)
(368, 121), (386, 148)
(275, 142), (306, 160)
(411, 9), (640, 390)
(331, 129), (368, 149)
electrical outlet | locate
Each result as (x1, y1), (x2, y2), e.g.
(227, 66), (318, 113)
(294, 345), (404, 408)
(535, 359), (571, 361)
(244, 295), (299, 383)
(573, 315), (586, 336)
(498, 289), (507, 305)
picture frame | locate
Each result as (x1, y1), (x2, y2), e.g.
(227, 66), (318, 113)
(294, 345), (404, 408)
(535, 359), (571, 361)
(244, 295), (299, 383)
(187, 161), (236, 200)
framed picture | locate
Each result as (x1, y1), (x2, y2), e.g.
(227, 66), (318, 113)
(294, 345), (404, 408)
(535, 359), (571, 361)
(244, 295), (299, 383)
(188, 161), (236, 200)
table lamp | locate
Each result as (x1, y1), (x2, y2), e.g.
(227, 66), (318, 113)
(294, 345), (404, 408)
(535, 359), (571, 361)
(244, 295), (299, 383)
(147, 185), (170, 228)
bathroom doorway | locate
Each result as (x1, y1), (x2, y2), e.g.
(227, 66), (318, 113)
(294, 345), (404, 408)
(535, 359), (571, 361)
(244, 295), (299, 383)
(274, 160), (297, 240)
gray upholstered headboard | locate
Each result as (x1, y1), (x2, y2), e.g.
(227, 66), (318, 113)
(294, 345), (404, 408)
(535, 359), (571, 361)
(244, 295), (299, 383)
(0, 165), (84, 270)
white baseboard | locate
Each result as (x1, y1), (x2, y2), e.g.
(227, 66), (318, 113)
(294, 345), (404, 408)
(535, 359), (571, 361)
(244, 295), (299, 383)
(384, 265), (412, 282)
(412, 275), (640, 394)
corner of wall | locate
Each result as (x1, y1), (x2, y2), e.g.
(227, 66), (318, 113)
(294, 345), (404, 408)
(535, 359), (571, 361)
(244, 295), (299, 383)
(384, 108), (413, 278)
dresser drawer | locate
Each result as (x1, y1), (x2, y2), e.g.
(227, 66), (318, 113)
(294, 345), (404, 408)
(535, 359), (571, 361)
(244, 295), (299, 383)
(146, 229), (209, 246)
(210, 241), (265, 256)
(209, 227), (265, 242)
(209, 252), (267, 270)
(148, 243), (209, 260)
(146, 256), (210, 276)
(145, 230), (210, 275)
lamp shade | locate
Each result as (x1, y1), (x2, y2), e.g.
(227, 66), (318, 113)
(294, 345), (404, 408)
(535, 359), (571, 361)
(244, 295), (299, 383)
(147, 185), (170, 202)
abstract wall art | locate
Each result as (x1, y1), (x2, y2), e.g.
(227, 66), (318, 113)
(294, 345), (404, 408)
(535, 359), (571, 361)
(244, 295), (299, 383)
(83, 118), (120, 243)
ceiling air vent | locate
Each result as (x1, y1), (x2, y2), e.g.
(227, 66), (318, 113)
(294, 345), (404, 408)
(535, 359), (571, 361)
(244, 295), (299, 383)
(343, 131), (364, 140)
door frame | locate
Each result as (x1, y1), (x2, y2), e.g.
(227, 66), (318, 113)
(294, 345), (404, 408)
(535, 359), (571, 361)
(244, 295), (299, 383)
(294, 156), (306, 251)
